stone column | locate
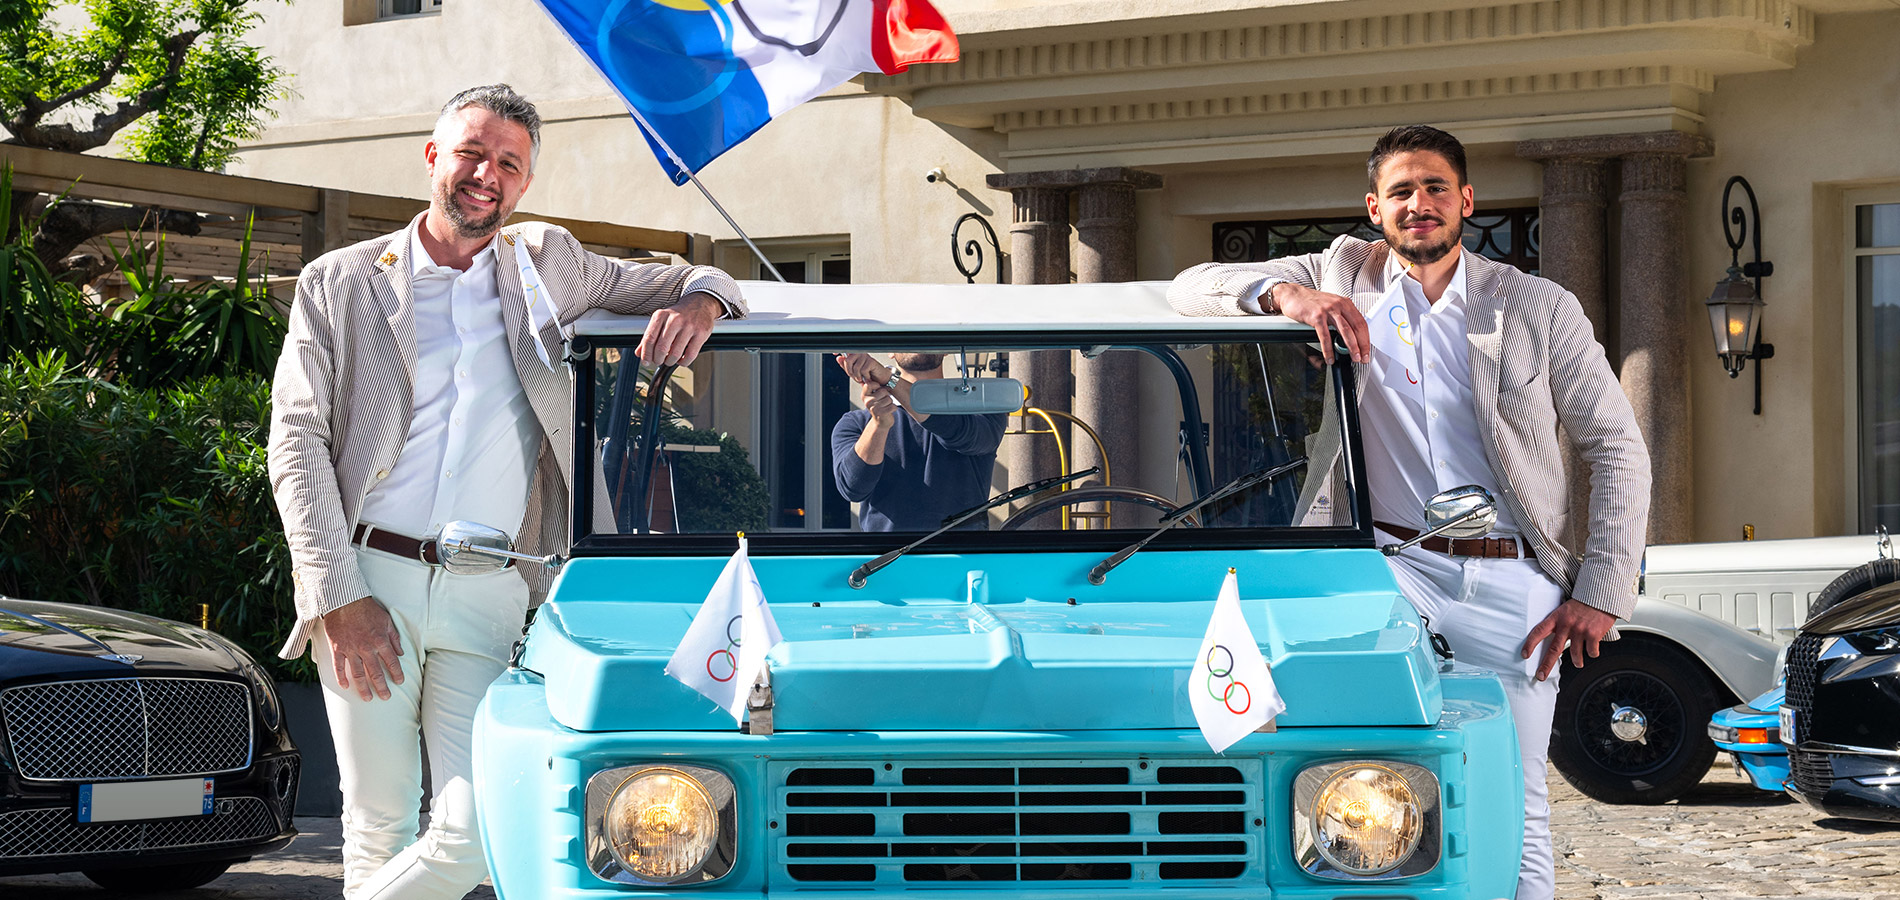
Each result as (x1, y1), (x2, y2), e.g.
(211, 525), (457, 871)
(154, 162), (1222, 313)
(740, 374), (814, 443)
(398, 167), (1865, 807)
(1071, 171), (1162, 523)
(1617, 134), (1710, 545)
(1515, 145), (1612, 345)
(987, 177), (1073, 489)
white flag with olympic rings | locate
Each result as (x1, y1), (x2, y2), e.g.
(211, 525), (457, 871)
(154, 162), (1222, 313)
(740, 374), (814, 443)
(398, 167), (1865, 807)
(665, 536), (784, 723)
(1189, 568), (1285, 753)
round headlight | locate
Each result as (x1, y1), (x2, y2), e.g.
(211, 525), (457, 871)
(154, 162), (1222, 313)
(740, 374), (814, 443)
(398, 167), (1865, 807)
(1310, 764), (1424, 875)
(604, 768), (720, 881)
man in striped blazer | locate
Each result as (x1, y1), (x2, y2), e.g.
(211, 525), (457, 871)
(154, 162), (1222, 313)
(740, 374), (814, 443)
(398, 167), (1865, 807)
(1168, 125), (1649, 900)
(267, 85), (745, 899)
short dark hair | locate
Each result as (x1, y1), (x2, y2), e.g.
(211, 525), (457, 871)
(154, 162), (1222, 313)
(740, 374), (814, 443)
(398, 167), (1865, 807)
(1366, 125), (1467, 193)
(436, 84), (542, 170)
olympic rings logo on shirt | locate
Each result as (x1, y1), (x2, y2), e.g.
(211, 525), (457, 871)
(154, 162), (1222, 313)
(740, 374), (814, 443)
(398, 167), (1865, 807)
(707, 615), (742, 682)
(1203, 644), (1252, 715)
(1388, 306), (1414, 347)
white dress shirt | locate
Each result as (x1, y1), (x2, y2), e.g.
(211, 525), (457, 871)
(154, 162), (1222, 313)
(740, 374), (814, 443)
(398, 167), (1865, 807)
(1358, 250), (1521, 535)
(357, 225), (541, 541)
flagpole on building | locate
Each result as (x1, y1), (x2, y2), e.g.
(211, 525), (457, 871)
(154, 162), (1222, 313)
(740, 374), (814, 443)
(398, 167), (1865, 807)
(624, 106), (789, 284)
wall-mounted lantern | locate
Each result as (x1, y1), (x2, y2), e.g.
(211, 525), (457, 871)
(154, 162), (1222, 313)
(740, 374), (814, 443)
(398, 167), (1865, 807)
(1705, 175), (1775, 415)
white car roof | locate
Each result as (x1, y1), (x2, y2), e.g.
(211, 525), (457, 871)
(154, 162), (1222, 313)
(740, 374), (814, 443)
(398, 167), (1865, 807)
(572, 280), (1310, 337)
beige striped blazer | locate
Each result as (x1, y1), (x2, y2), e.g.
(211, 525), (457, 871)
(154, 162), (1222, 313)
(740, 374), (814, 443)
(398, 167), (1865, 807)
(1169, 234), (1650, 620)
(267, 216), (744, 659)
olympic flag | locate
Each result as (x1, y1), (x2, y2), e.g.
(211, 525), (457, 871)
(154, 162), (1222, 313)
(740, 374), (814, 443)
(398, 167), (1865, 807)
(1189, 569), (1285, 754)
(664, 536), (784, 723)
(1365, 278), (1424, 408)
(532, 0), (960, 184)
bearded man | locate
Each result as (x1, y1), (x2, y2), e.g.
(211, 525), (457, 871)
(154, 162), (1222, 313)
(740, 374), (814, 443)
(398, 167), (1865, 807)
(1167, 124), (1650, 900)
(829, 352), (1006, 531)
(268, 84), (744, 899)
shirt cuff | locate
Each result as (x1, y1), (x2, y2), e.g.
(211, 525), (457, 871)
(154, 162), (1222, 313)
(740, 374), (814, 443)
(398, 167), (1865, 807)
(1238, 279), (1286, 316)
(680, 275), (741, 319)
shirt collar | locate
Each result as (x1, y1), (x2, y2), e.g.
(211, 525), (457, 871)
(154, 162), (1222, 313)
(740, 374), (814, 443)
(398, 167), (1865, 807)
(1384, 246), (1470, 311)
(407, 221), (499, 278)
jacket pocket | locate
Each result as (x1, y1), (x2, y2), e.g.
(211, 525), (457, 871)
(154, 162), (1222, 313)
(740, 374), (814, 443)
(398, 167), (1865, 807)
(1495, 376), (1562, 521)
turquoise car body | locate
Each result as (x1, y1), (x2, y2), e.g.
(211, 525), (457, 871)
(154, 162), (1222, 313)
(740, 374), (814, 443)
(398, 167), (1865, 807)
(1708, 686), (1789, 793)
(471, 281), (1526, 899)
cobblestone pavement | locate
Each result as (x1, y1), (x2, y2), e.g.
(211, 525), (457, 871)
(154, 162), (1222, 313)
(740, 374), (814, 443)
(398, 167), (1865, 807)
(4, 766), (1897, 898)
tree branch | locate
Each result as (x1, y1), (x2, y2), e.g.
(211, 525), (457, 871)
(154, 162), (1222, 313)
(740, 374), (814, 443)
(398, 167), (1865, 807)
(11, 29), (202, 154)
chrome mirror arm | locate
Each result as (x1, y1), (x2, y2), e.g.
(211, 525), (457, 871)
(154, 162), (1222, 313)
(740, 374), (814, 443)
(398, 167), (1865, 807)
(1379, 506), (1493, 557)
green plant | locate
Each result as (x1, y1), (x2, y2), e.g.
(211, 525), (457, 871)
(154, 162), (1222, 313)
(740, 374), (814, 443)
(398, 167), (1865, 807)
(659, 421), (770, 534)
(102, 212), (284, 389)
(0, 353), (306, 680)
(0, 166), (104, 365)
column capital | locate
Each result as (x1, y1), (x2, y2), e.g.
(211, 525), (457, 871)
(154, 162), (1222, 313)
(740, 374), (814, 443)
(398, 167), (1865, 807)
(1515, 131), (1713, 162)
(987, 167), (1164, 192)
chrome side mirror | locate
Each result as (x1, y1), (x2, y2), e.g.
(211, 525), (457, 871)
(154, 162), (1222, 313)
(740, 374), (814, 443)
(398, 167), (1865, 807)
(1380, 486), (1497, 557)
(437, 521), (563, 574)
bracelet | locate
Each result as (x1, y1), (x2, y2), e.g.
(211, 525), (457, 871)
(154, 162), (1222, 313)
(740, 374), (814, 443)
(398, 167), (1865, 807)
(884, 366), (903, 390)
(1261, 282), (1280, 314)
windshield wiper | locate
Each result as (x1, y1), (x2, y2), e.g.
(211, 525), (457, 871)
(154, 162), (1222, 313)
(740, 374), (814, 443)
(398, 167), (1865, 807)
(1087, 456), (1308, 585)
(848, 466), (1101, 589)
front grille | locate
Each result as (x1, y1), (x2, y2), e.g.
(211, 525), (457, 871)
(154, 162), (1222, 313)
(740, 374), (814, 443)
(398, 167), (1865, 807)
(1784, 634), (1822, 748)
(771, 760), (1260, 885)
(1788, 749), (1835, 797)
(0, 678), (251, 782)
(0, 796), (278, 859)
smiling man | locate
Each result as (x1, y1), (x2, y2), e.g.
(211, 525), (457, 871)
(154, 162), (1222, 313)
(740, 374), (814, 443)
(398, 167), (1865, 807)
(267, 84), (745, 899)
(1168, 125), (1650, 900)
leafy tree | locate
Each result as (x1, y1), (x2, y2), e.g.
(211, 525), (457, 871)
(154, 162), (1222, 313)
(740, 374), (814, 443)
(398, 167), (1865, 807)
(0, 0), (288, 275)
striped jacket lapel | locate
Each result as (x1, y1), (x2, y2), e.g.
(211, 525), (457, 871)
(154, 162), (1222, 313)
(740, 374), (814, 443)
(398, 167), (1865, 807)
(369, 239), (418, 384)
(496, 230), (576, 492)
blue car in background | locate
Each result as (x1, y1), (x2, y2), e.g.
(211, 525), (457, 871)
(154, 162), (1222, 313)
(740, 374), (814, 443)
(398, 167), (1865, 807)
(1708, 686), (1788, 792)
(465, 281), (1526, 899)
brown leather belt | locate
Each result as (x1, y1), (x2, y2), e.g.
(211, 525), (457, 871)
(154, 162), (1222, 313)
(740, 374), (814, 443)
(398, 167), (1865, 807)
(352, 524), (512, 568)
(1375, 521), (1534, 561)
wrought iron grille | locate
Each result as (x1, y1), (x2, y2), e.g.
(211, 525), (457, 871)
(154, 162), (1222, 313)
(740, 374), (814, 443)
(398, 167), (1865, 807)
(771, 760), (1261, 885)
(1211, 208), (1540, 274)
(0, 796), (277, 858)
(0, 677), (251, 782)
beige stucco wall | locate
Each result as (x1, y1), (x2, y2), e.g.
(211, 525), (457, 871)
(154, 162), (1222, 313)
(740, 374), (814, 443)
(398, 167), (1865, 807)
(1684, 9), (1900, 541)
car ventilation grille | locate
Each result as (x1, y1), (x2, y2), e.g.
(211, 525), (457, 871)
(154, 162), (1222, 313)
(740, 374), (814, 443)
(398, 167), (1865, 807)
(0, 796), (277, 858)
(771, 760), (1260, 886)
(0, 678), (251, 781)
(1787, 748), (1835, 797)
(1783, 633), (1822, 746)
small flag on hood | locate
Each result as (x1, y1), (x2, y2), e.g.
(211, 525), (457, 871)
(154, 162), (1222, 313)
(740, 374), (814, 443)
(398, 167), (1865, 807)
(665, 535), (784, 723)
(1365, 277), (1423, 408)
(1190, 568), (1285, 753)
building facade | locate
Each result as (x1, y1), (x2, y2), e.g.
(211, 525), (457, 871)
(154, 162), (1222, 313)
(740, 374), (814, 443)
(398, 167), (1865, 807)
(231, 0), (1900, 545)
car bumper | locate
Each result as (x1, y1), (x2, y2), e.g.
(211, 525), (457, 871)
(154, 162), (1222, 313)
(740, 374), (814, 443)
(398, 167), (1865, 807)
(0, 750), (300, 876)
(473, 668), (1523, 900)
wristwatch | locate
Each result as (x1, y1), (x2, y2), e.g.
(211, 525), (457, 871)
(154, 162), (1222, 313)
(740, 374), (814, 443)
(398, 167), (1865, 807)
(884, 366), (903, 390)
(1261, 281), (1282, 315)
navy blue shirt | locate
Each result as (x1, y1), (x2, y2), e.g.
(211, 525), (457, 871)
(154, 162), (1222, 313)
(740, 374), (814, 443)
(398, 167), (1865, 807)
(829, 410), (1007, 531)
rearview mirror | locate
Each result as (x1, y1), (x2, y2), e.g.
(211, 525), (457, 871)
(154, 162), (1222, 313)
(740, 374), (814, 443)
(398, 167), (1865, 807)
(437, 520), (563, 574)
(907, 377), (1025, 415)
(1424, 485), (1497, 539)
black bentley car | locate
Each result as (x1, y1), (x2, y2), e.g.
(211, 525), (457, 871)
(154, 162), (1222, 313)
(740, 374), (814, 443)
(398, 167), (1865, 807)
(1782, 556), (1900, 821)
(0, 598), (300, 891)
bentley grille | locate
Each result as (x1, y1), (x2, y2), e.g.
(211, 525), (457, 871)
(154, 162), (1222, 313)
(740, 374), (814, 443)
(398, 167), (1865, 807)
(1783, 633), (1821, 744)
(0, 797), (278, 859)
(770, 759), (1261, 885)
(0, 678), (251, 782)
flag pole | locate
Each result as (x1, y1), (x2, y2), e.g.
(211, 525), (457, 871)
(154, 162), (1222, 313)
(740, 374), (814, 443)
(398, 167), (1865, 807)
(623, 105), (789, 284)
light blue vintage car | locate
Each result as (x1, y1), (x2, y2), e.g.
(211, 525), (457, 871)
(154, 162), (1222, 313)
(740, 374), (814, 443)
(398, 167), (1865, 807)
(468, 281), (1524, 899)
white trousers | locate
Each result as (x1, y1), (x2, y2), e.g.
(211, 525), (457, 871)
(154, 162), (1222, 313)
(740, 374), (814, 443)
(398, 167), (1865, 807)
(314, 546), (529, 900)
(1379, 532), (1564, 900)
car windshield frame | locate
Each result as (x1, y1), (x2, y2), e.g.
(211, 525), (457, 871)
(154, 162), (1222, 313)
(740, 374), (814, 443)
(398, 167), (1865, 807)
(565, 327), (1373, 558)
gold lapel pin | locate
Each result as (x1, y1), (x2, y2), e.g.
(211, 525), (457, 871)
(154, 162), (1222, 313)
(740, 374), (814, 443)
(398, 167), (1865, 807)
(378, 251), (398, 267)
(501, 232), (517, 246)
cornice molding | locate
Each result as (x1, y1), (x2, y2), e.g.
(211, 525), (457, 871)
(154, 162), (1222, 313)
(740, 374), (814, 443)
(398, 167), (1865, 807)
(869, 0), (1812, 92)
(991, 65), (1713, 133)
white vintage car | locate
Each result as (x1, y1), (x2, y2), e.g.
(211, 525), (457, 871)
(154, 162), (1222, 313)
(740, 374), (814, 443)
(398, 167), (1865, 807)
(1550, 533), (1889, 803)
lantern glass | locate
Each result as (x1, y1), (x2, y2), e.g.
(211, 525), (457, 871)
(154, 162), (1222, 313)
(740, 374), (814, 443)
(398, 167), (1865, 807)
(1705, 270), (1762, 376)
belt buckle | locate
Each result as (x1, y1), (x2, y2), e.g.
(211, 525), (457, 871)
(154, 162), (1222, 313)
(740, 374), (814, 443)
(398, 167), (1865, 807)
(418, 540), (438, 566)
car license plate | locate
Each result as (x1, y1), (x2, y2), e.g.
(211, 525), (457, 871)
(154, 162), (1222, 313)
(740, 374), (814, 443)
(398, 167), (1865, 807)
(77, 778), (214, 824)
(1779, 705), (1798, 746)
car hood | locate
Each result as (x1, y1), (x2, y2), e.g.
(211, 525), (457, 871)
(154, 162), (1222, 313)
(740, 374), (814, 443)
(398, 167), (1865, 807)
(1803, 579), (1900, 635)
(0, 597), (245, 681)
(520, 549), (1443, 732)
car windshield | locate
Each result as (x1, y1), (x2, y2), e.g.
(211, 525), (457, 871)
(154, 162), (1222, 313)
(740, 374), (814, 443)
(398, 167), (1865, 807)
(571, 335), (1366, 555)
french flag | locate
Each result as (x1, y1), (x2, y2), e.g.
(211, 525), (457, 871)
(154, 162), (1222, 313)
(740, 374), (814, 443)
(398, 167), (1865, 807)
(535, 0), (960, 184)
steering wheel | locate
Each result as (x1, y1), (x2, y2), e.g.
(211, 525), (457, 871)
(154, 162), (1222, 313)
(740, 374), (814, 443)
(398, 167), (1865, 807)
(1000, 486), (1199, 531)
